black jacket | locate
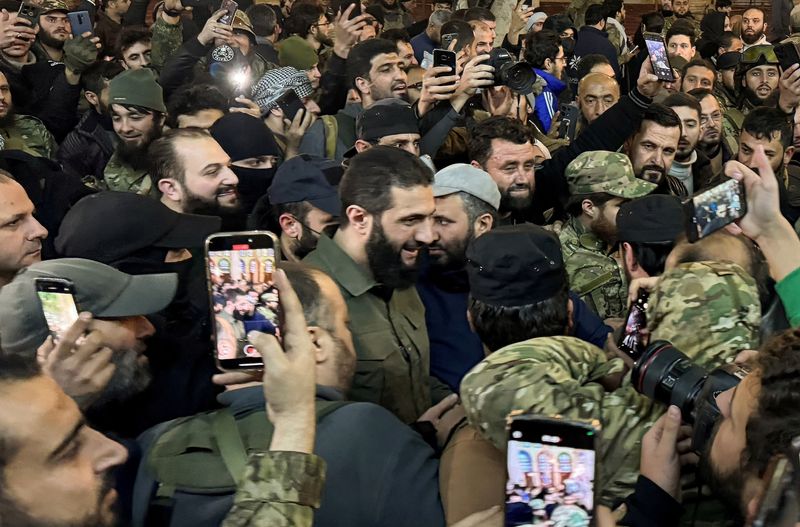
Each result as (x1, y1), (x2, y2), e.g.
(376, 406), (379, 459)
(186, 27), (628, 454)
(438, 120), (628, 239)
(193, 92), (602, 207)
(619, 476), (684, 526)
(57, 110), (116, 184)
(571, 26), (621, 79)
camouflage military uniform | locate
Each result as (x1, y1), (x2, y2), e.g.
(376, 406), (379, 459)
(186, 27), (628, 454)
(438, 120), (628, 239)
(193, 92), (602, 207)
(0, 114), (57, 159)
(222, 451), (325, 527)
(103, 151), (153, 195)
(150, 17), (184, 72)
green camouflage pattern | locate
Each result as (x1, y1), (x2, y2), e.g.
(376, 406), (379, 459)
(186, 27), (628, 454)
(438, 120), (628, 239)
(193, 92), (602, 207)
(222, 451), (326, 527)
(150, 17), (184, 72)
(0, 114), (57, 159)
(559, 216), (628, 319)
(566, 151), (657, 198)
(103, 150), (153, 195)
(648, 261), (761, 362)
(39, 0), (69, 13)
(460, 336), (662, 507)
(713, 83), (737, 111)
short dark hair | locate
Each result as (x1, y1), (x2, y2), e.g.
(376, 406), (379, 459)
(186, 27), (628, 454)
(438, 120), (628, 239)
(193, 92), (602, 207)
(524, 29), (561, 69)
(280, 262), (333, 331)
(603, 0), (623, 19)
(459, 191), (498, 224)
(347, 38), (398, 90)
(715, 0), (731, 7)
(148, 128), (212, 187)
(641, 11), (665, 33)
(116, 26), (151, 58)
(0, 354), (41, 472)
(81, 60), (124, 95)
(662, 91), (702, 117)
(463, 6), (494, 23)
(165, 84), (228, 129)
(585, 4), (607, 26)
(338, 146), (433, 226)
(271, 200), (312, 229)
(741, 107), (793, 150)
(284, 3), (323, 38)
(666, 24), (696, 46)
(468, 277), (570, 351)
(626, 241), (674, 276)
(638, 103), (683, 135)
(468, 116), (536, 166)
(574, 53), (611, 81)
(718, 31), (738, 50)
(687, 87), (717, 104)
(247, 4), (278, 37)
(440, 19), (474, 49)
(682, 58), (716, 77)
(565, 192), (618, 218)
(381, 28), (411, 45)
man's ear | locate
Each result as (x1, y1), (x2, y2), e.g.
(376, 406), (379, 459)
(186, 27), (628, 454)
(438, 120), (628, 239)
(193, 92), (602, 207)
(345, 204), (372, 236)
(355, 139), (372, 153)
(307, 326), (327, 363)
(354, 76), (371, 98)
(158, 178), (182, 203)
(581, 198), (596, 219)
(84, 90), (100, 108)
(474, 212), (494, 237)
(784, 145), (795, 167)
(470, 160), (484, 170)
(622, 242), (638, 274)
(279, 212), (301, 238)
(566, 297), (575, 335)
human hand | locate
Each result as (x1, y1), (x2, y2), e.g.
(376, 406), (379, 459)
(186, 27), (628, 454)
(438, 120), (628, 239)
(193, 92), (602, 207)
(640, 405), (683, 499)
(417, 394), (465, 449)
(451, 506), (503, 527)
(37, 313), (115, 409)
(636, 57), (663, 99)
(162, 0), (191, 21)
(723, 145), (783, 241)
(418, 65), (459, 116)
(285, 106), (316, 147)
(0, 10), (37, 50)
(508, 0), (534, 42)
(454, 53), (494, 99)
(63, 33), (100, 74)
(333, 4), (368, 58)
(778, 63), (800, 114)
(482, 85), (514, 117)
(627, 276), (659, 307)
(734, 349), (759, 366)
(198, 9), (233, 46)
(229, 96), (261, 118)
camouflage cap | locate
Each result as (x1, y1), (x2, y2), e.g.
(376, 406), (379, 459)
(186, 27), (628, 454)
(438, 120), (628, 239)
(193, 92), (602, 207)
(647, 261), (761, 367)
(232, 10), (256, 39)
(565, 151), (657, 198)
(39, 0), (69, 13)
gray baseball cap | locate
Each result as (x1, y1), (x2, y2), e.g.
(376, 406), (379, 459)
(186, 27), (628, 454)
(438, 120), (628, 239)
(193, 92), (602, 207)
(433, 164), (501, 210)
(0, 259), (177, 355)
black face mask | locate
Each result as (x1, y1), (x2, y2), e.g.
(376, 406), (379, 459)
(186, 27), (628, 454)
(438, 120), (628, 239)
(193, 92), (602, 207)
(661, 8), (674, 17)
(230, 165), (278, 214)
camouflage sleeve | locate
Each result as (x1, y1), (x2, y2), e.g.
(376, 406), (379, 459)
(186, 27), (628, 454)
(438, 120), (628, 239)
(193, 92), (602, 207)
(151, 17), (184, 72)
(222, 451), (326, 527)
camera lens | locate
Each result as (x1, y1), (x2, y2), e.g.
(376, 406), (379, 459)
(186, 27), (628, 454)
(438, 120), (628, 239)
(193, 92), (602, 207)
(631, 341), (708, 423)
(488, 48), (537, 95)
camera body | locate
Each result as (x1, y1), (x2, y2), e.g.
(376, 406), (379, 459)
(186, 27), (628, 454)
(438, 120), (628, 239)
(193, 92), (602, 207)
(487, 48), (537, 95)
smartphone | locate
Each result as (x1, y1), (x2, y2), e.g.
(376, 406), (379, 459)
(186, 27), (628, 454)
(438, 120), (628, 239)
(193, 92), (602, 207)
(683, 178), (747, 243)
(506, 415), (598, 526)
(628, 44), (639, 54)
(333, 0), (361, 19)
(774, 41), (800, 74)
(433, 49), (457, 85)
(35, 278), (80, 341)
(17, 2), (39, 23)
(68, 11), (93, 37)
(275, 89), (305, 121)
(557, 103), (580, 141)
(618, 289), (649, 361)
(218, 0), (238, 26)
(441, 32), (458, 51)
(644, 32), (675, 82)
(205, 231), (281, 370)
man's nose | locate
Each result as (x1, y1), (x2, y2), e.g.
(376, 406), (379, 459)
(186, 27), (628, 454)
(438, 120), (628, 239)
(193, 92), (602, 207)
(415, 218), (435, 245)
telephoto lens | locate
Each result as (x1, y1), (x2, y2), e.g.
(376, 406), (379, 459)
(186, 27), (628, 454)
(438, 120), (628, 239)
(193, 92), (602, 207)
(631, 340), (749, 453)
(487, 48), (537, 95)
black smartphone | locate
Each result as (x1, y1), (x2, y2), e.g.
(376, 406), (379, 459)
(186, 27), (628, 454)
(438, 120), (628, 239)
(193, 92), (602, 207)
(218, 0), (238, 25)
(618, 289), (649, 362)
(774, 40), (800, 74)
(644, 32), (675, 82)
(557, 103), (580, 141)
(433, 48), (457, 84)
(17, 2), (39, 23)
(506, 415), (598, 526)
(67, 11), (93, 37)
(35, 278), (80, 342)
(205, 231), (282, 370)
(275, 89), (305, 121)
(441, 32), (458, 51)
(333, 0), (361, 19)
(683, 178), (747, 243)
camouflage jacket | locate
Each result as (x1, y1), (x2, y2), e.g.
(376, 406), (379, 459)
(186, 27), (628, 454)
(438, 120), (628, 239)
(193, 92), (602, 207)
(150, 17), (184, 72)
(662, 14), (702, 36)
(0, 114), (57, 159)
(222, 451), (325, 527)
(558, 216), (628, 319)
(103, 150), (153, 195)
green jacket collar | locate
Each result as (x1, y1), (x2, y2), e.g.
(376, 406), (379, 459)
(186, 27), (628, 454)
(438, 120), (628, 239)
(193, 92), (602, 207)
(311, 234), (376, 297)
(567, 216), (608, 253)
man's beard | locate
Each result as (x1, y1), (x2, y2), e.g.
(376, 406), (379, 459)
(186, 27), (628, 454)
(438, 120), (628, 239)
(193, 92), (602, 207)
(291, 222), (320, 260)
(330, 334), (356, 393)
(699, 129), (721, 152)
(316, 29), (334, 47)
(0, 472), (117, 527)
(116, 125), (161, 171)
(743, 84), (776, 107)
(90, 349), (152, 411)
(741, 28), (763, 45)
(180, 183), (241, 216)
(675, 143), (695, 162)
(499, 183), (533, 215)
(0, 103), (16, 128)
(698, 420), (747, 523)
(366, 219), (424, 290)
(233, 309), (254, 320)
(429, 228), (473, 272)
(590, 212), (617, 245)
(372, 80), (410, 102)
(638, 165), (666, 184)
(38, 29), (66, 50)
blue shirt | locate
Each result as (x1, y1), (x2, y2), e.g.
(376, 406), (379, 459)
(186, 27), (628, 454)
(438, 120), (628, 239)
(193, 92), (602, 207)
(411, 31), (436, 65)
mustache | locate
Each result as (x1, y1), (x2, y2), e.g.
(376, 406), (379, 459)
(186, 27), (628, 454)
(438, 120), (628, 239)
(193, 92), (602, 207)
(642, 164), (665, 175)
(215, 185), (237, 197)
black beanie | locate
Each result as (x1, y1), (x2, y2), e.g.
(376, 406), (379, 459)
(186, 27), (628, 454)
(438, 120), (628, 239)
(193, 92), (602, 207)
(209, 113), (281, 161)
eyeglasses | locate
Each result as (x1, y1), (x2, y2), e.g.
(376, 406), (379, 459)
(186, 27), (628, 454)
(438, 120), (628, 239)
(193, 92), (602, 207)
(313, 19), (332, 28)
(700, 112), (723, 126)
(741, 45), (778, 65)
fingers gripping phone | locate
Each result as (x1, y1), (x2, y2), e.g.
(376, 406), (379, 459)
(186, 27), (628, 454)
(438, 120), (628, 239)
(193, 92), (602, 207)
(441, 32), (459, 52)
(433, 49), (457, 85)
(17, 2), (39, 24)
(67, 11), (93, 37)
(333, 0), (361, 19)
(206, 231), (282, 370)
(774, 40), (800, 73)
(683, 178), (747, 243)
(35, 278), (80, 342)
(506, 415), (598, 526)
(618, 290), (649, 362)
(644, 32), (675, 82)
(557, 103), (580, 141)
(275, 89), (305, 121)
(218, 0), (238, 26)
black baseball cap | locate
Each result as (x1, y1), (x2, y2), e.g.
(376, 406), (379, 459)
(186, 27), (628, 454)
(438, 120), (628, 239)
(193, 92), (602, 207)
(357, 99), (419, 141)
(267, 154), (342, 216)
(55, 192), (222, 263)
(466, 224), (565, 307)
(616, 195), (684, 243)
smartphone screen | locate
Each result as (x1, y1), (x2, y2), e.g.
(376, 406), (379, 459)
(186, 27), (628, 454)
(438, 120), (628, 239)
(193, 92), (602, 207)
(507, 416), (597, 526)
(35, 278), (79, 341)
(685, 178), (747, 242)
(206, 231), (281, 369)
(618, 290), (649, 361)
(219, 0), (238, 25)
(433, 49), (457, 84)
(276, 89), (305, 121)
(644, 33), (675, 82)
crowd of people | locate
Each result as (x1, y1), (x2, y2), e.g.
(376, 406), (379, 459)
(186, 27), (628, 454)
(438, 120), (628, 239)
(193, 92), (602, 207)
(1, 0), (800, 524)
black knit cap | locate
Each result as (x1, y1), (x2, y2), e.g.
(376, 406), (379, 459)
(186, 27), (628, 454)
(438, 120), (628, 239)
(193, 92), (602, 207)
(210, 112), (281, 162)
(616, 195), (685, 243)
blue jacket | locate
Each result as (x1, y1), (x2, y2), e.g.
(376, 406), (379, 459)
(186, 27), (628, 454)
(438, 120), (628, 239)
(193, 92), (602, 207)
(532, 69), (567, 133)
(411, 31), (436, 65)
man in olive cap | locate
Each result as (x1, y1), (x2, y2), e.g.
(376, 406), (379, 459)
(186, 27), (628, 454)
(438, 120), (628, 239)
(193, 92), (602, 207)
(278, 35), (322, 90)
(32, 0), (70, 62)
(104, 68), (167, 195)
(557, 151), (657, 319)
